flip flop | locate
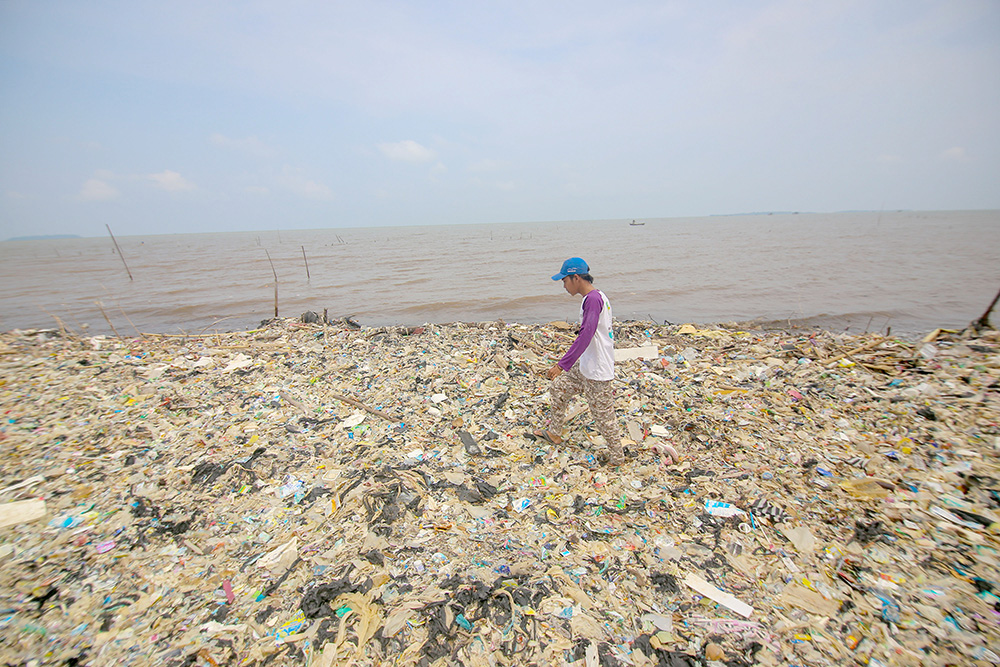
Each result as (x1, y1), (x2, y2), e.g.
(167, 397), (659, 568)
(526, 429), (561, 445)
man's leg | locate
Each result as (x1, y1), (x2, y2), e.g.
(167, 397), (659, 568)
(546, 365), (584, 439)
(583, 378), (624, 464)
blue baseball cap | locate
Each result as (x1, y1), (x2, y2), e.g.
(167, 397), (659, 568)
(552, 257), (589, 281)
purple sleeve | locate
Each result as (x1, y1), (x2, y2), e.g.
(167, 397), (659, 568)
(558, 291), (602, 370)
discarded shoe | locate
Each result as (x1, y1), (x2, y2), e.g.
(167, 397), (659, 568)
(527, 429), (561, 445)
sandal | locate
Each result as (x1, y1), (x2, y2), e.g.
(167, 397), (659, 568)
(526, 429), (562, 445)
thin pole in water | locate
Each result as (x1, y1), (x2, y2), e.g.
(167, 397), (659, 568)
(265, 249), (279, 318)
(301, 246), (311, 281)
(106, 224), (133, 281)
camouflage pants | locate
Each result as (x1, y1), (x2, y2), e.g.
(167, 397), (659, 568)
(548, 365), (623, 458)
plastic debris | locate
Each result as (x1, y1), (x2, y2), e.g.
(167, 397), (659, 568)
(683, 572), (755, 618)
(0, 318), (997, 666)
(0, 498), (46, 528)
(704, 500), (746, 517)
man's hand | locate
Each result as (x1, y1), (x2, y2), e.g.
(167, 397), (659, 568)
(547, 364), (563, 381)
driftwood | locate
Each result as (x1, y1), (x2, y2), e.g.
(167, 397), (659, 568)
(329, 392), (396, 421)
(971, 286), (1000, 333)
(140, 328), (268, 338)
(508, 331), (558, 358)
(823, 336), (885, 367)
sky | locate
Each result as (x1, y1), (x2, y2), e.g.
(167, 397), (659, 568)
(1, 1), (998, 238)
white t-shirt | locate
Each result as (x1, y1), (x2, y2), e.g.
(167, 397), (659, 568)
(558, 288), (616, 380)
(581, 289), (615, 380)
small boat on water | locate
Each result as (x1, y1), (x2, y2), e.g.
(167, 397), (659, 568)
(629, 219), (645, 226)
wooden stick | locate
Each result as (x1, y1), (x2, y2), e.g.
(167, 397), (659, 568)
(824, 336), (884, 367)
(264, 249), (278, 318)
(301, 246), (311, 281)
(116, 303), (143, 339)
(105, 224), (133, 281)
(279, 390), (308, 412)
(37, 306), (72, 338)
(508, 331), (558, 357)
(95, 301), (122, 338)
(140, 328), (268, 338)
(972, 286), (1000, 332)
(198, 316), (238, 335)
(329, 392), (396, 421)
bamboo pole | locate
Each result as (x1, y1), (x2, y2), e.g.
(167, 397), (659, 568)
(116, 303), (143, 339)
(264, 249), (278, 318)
(301, 246), (311, 280)
(95, 301), (122, 338)
(105, 224), (133, 281)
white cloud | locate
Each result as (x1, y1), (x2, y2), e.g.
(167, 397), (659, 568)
(377, 140), (436, 163)
(245, 185), (270, 195)
(876, 154), (902, 164)
(210, 133), (275, 157)
(468, 159), (505, 173)
(6, 190), (29, 200)
(148, 170), (196, 192)
(941, 146), (967, 161)
(471, 177), (516, 191)
(296, 180), (332, 199)
(79, 178), (120, 201)
(280, 166), (334, 200)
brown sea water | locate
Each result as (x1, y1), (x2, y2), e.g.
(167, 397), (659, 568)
(2, 211), (998, 338)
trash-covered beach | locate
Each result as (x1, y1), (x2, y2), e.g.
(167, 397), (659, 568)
(1, 317), (998, 666)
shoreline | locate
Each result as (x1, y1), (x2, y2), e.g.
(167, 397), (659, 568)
(1, 318), (998, 665)
(3, 311), (964, 343)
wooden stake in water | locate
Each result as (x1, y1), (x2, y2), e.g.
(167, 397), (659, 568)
(106, 224), (133, 281)
(301, 246), (311, 281)
(95, 300), (122, 338)
(265, 249), (279, 318)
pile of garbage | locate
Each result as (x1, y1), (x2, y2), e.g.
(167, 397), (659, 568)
(1, 316), (998, 666)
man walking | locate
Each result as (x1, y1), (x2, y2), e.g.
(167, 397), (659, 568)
(533, 257), (624, 466)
